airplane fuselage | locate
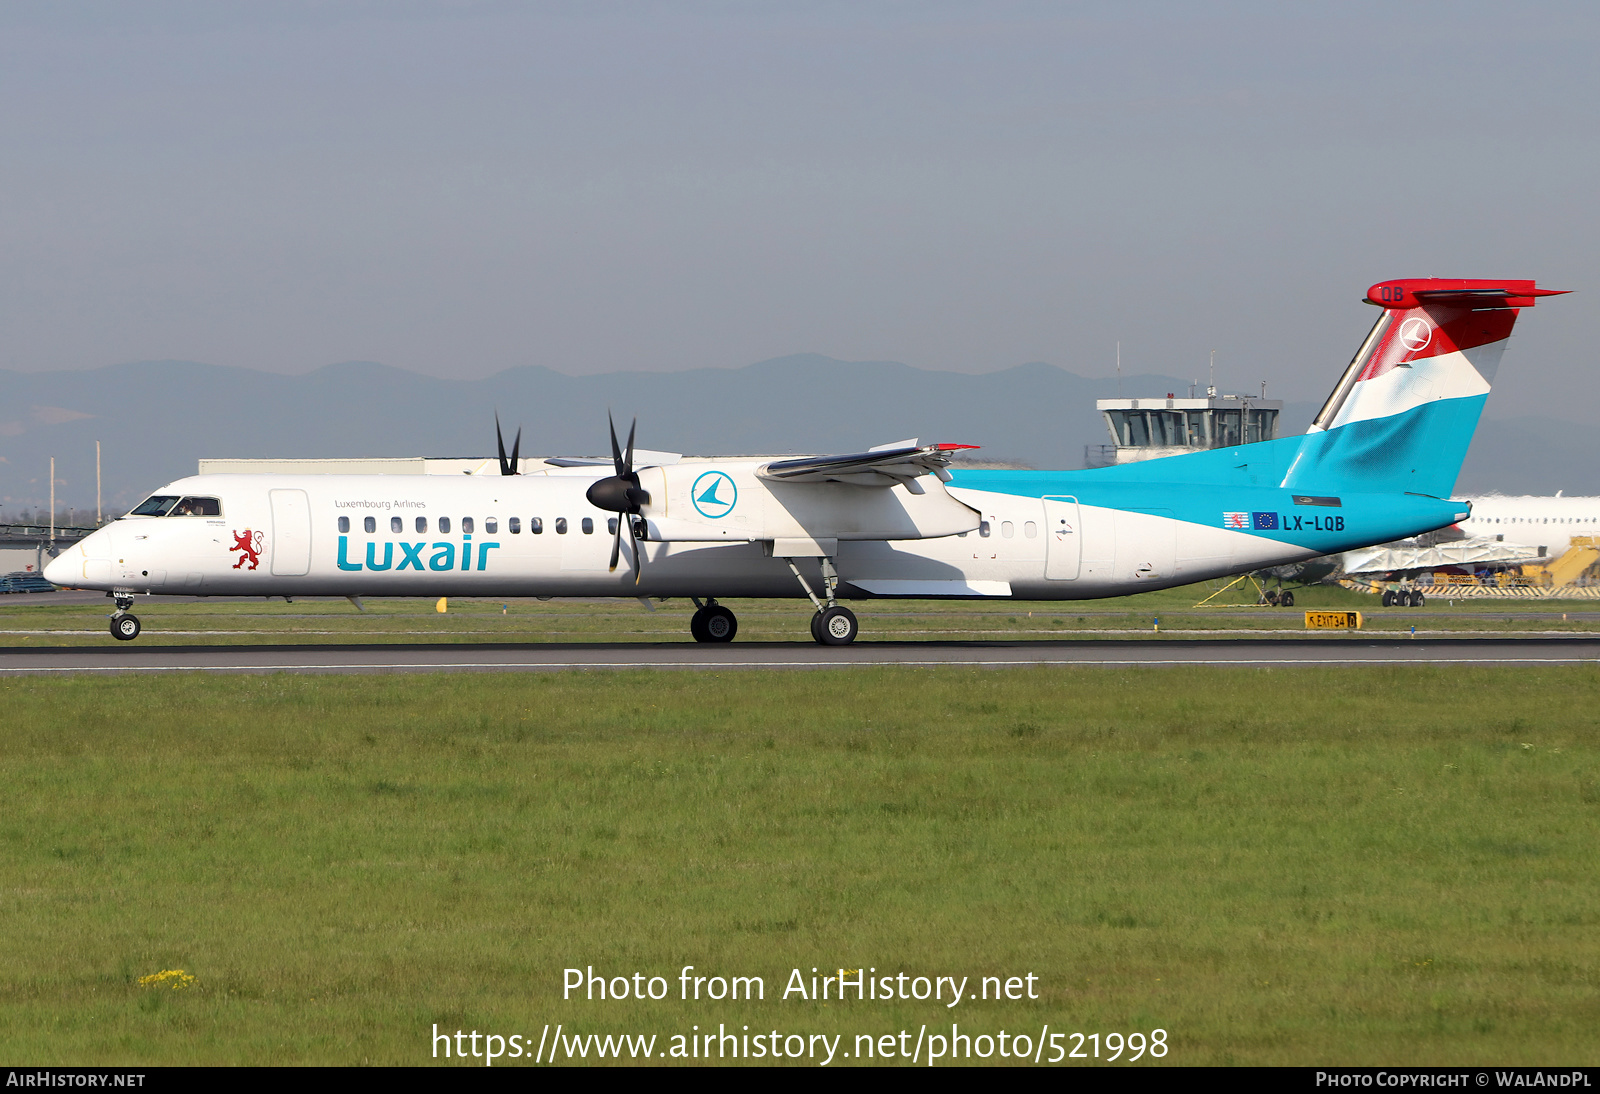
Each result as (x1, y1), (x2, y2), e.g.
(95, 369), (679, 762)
(53, 465), (1467, 603)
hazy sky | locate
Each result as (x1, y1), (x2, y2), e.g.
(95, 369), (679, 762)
(2, 1), (1596, 417)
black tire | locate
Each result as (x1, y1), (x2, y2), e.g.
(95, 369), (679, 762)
(689, 609), (710, 643)
(1381, 590), (1394, 607)
(111, 614), (141, 641)
(809, 611), (825, 643)
(1415, 591), (1426, 608)
(1281, 591), (1294, 608)
(815, 605), (858, 645)
(702, 605), (737, 643)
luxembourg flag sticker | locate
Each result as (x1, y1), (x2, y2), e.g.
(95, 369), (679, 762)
(1222, 512), (1249, 529)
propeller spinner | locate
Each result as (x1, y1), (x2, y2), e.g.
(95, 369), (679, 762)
(584, 413), (652, 581)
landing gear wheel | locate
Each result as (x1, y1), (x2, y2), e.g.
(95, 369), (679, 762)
(814, 605), (858, 645)
(691, 605), (737, 643)
(1381, 590), (1394, 607)
(1280, 591), (1294, 608)
(1414, 591), (1426, 608)
(704, 605), (737, 642)
(111, 614), (141, 641)
(809, 612), (825, 643)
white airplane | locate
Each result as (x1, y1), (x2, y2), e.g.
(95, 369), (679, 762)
(47, 277), (1566, 643)
(1455, 495), (1600, 554)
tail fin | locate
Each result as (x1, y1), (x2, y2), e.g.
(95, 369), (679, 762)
(1282, 278), (1567, 498)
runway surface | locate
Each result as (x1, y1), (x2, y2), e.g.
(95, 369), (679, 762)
(3, 637), (1600, 674)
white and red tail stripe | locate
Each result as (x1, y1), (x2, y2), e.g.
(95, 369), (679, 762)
(1309, 279), (1565, 434)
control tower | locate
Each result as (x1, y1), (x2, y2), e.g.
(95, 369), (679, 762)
(1086, 389), (1282, 468)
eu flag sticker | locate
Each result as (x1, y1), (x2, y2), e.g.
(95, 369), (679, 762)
(1252, 512), (1279, 530)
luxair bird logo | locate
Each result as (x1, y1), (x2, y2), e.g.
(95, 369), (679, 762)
(230, 529), (263, 570)
(691, 471), (737, 518)
(1398, 317), (1433, 353)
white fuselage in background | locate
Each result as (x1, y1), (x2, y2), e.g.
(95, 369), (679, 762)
(1455, 496), (1600, 553)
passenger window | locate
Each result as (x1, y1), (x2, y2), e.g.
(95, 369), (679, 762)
(416, 516), (428, 533)
(509, 517), (521, 534)
(1001, 521), (1015, 538)
(531, 517), (543, 534)
(130, 495), (180, 517)
(462, 517), (475, 534)
(1024, 521), (1037, 538)
(555, 518), (568, 534)
(439, 516), (451, 533)
(338, 516), (350, 533)
(485, 518), (497, 534)
(364, 516), (376, 533)
(608, 518), (618, 535)
(391, 516), (402, 533)
(979, 521), (992, 538)
(582, 517), (594, 534)
(173, 496), (221, 517)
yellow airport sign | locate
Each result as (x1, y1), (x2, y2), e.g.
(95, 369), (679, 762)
(1305, 610), (1361, 630)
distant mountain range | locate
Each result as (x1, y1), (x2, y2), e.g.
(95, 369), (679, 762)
(0, 355), (1592, 516)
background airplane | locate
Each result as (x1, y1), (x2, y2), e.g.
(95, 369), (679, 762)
(48, 278), (1565, 643)
(1456, 494), (1600, 553)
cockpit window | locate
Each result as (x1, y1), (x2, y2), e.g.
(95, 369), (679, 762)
(130, 495), (180, 516)
(171, 497), (222, 517)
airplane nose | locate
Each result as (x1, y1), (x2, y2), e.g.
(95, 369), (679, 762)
(42, 551), (74, 586)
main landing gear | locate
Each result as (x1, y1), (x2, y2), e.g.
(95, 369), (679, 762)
(1382, 587), (1427, 608)
(109, 595), (141, 641)
(689, 598), (738, 643)
(688, 555), (863, 646)
(785, 555), (859, 645)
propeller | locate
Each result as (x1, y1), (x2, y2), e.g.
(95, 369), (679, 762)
(495, 413), (522, 476)
(584, 413), (652, 582)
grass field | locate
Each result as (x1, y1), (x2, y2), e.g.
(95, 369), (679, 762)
(3, 665), (1598, 1065)
(3, 581), (1600, 647)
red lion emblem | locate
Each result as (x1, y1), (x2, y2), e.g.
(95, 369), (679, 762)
(230, 529), (264, 570)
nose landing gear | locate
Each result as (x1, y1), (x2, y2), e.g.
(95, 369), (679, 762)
(109, 595), (141, 641)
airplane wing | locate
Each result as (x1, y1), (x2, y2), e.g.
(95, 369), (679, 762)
(757, 442), (979, 487)
(543, 450), (683, 468)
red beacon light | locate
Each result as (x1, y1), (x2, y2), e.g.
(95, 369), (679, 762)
(1366, 278), (1569, 310)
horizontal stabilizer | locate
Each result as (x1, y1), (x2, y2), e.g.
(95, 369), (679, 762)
(758, 443), (979, 487)
(1366, 279), (1569, 310)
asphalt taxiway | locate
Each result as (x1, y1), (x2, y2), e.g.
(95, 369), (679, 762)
(2, 637), (1598, 675)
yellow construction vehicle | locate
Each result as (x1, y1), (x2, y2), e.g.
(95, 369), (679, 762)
(1518, 536), (1600, 588)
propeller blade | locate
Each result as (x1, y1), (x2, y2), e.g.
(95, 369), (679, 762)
(608, 411), (625, 477)
(495, 413), (509, 475)
(628, 515), (644, 585)
(508, 426), (521, 475)
(608, 518), (622, 572)
(624, 417), (637, 476)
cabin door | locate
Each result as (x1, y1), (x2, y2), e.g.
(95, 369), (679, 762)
(269, 489), (312, 576)
(1042, 496), (1081, 580)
